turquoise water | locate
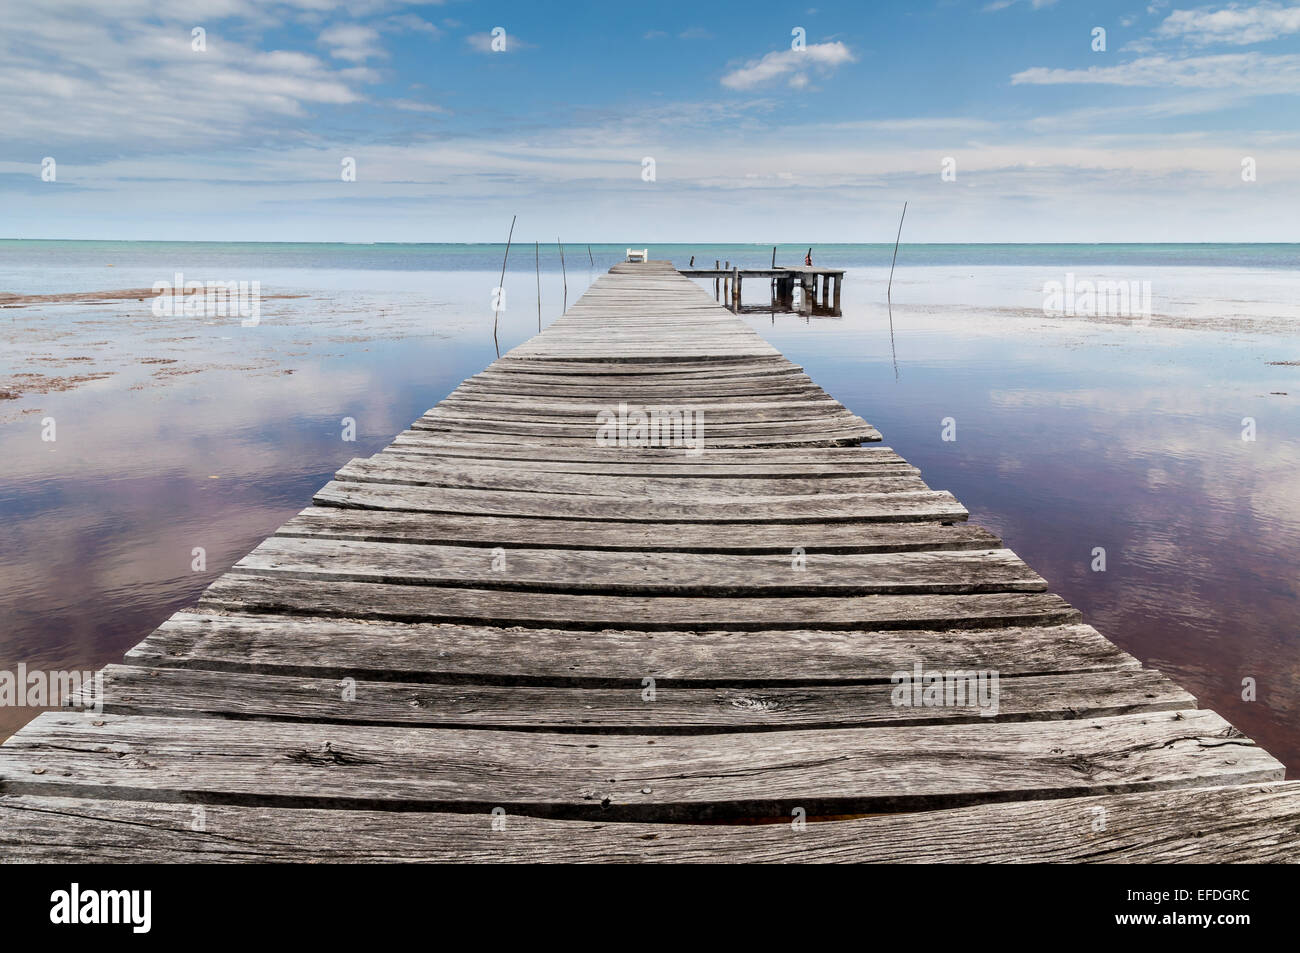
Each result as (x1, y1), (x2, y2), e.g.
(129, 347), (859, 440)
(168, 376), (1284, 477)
(1, 243), (1299, 773)
(2, 240), (1299, 288)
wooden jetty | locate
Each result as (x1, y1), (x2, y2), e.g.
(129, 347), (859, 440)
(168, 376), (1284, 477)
(681, 263), (844, 312)
(1, 261), (1296, 862)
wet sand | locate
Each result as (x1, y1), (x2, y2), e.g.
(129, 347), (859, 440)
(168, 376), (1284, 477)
(1, 287), (304, 307)
(0, 285), (457, 422)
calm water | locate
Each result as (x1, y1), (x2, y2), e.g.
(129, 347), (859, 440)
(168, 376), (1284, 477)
(2, 241), (1298, 773)
(3, 240), (1300, 285)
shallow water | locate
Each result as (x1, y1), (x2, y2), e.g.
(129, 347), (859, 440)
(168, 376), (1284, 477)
(1, 246), (1297, 773)
(752, 275), (1300, 772)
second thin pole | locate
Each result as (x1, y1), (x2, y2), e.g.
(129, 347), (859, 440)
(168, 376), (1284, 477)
(557, 238), (567, 312)
(888, 201), (907, 302)
(493, 214), (516, 356)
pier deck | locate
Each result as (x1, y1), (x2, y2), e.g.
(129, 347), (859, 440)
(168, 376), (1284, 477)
(2, 261), (1296, 862)
(680, 263), (844, 312)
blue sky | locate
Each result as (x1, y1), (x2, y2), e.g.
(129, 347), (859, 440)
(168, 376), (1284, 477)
(3, 0), (1299, 242)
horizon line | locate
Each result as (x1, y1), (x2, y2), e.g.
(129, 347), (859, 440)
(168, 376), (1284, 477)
(3, 238), (1298, 247)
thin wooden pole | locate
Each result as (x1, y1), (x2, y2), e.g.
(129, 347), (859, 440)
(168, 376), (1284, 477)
(493, 215), (516, 356)
(771, 246), (777, 267)
(535, 240), (541, 333)
(558, 239), (567, 312)
(587, 244), (594, 268)
(887, 202), (907, 381)
(888, 299), (899, 381)
(888, 201), (907, 302)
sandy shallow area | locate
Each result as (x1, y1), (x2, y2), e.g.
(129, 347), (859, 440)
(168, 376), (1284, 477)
(0, 284), (462, 422)
(0, 287), (304, 307)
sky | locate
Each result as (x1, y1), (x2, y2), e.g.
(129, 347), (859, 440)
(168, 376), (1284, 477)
(2, 0), (1299, 243)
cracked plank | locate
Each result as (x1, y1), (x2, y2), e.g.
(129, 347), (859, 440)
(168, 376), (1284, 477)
(4, 782), (1299, 862)
(0, 710), (1281, 820)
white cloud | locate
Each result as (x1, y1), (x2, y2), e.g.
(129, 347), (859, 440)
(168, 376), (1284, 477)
(319, 24), (386, 62)
(0, 36), (368, 147)
(390, 98), (448, 114)
(13, 107), (1300, 242)
(0, 2), (448, 149)
(721, 41), (855, 90)
(1156, 2), (1300, 45)
(387, 13), (441, 36)
(1011, 51), (1300, 91)
(983, 0), (1058, 11)
(645, 27), (711, 41)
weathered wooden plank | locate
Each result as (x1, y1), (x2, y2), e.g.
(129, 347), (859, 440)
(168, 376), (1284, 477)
(88, 664), (1193, 731)
(387, 436), (899, 465)
(7, 782), (1296, 862)
(454, 380), (828, 398)
(198, 573), (1078, 630)
(0, 710), (1279, 819)
(466, 364), (812, 380)
(378, 445), (914, 475)
(505, 348), (783, 362)
(510, 326), (774, 338)
(413, 412), (874, 440)
(313, 481), (967, 522)
(127, 614), (1139, 684)
(480, 357), (801, 376)
(277, 508), (999, 553)
(503, 346), (781, 358)
(490, 340), (777, 349)
(466, 375), (809, 386)
(430, 401), (861, 425)
(336, 458), (928, 498)
(445, 389), (836, 406)
(408, 425), (879, 448)
(439, 396), (850, 418)
(232, 539), (1047, 596)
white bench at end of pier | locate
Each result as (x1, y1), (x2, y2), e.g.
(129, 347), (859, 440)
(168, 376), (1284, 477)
(626, 248), (648, 263)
